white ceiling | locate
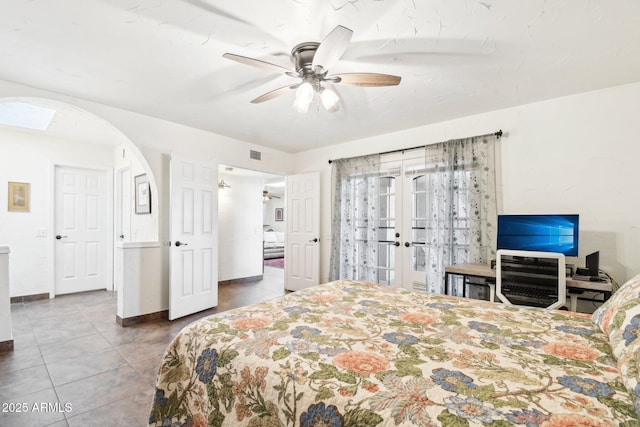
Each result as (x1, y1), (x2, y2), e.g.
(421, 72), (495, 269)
(1, 0), (639, 153)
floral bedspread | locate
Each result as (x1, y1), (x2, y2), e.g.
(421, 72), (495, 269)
(149, 280), (638, 426)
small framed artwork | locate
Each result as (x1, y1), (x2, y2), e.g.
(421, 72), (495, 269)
(275, 208), (283, 222)
(8, 181), (30, 212)
(135, 174), (151, 214)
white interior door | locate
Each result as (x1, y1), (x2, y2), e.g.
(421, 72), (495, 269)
(285, 172), (320, 291)
(169, 154), (218, 320)
(54, 166), (108, 295)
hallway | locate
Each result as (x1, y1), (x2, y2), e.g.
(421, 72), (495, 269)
(0, 267), (285, 426)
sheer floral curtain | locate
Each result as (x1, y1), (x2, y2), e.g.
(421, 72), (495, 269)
(423, 134), (498, 295)
(329, 154), (380, 282)
(329, 134), (498, 294)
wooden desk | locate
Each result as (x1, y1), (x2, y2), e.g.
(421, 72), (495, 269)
(444, 263), (612, 311)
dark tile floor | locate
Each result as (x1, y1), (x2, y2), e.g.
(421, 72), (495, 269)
(0, 266), (285, 427)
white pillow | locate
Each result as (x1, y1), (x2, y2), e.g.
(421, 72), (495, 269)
(264, 231), (277, 243)
(275, 232), (285, 243)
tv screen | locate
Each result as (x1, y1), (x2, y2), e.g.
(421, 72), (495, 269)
(497, 214), (579, 257)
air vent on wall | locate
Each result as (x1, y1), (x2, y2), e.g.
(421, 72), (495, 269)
(250, 150), (262, 161)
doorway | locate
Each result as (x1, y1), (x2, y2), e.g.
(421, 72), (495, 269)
(217, 166), (285, 289)
(262, 176), (285, 271)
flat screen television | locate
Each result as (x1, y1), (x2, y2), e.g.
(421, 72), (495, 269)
(497, 214), (579, 257)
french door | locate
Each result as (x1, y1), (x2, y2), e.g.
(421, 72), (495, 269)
(375, 156), (427, 292)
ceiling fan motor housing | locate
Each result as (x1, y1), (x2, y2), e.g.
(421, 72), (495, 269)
(291, 42), (321, 75)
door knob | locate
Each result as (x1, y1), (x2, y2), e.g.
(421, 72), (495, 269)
(175, 241), (189, 247)
(55, 235), (68, 240)
(393, 241), (400, 247)
(404, 242), (410, 247)
(309, 238), (319, 243)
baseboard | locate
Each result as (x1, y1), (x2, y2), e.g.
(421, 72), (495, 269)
(0, 339), (14, 353)
(219, 275), (263, 286)
(117, 310), (169, 327)
(10, 292), (49, 303)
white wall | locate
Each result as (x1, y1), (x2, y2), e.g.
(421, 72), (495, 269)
(292, 81), (640, 285)
(115, 243), (163, 319)
(0, 128), (114, 297)
(218, 172), (264, 281)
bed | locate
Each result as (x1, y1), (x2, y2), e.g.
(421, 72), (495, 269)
(263, 230), (285, 259)
(149, 275), (640, 426)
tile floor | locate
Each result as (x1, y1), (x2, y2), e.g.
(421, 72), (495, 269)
(0, 266), (285, 427)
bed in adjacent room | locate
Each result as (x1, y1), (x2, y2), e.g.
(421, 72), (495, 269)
(263, 230), (285, 259)
(149, 276), (640, 426)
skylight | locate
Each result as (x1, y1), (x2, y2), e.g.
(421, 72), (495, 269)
(0, 102), (56, 131)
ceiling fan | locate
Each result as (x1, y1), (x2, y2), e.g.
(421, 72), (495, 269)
(223, 25), (401, 113)
(263, 190), (281, 200)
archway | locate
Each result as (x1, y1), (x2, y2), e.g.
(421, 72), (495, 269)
(0, 97), (158, 313)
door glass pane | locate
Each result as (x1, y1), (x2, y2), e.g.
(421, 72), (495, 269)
(376, 175), (396, 286)
(378, 176), (395, 221)
(411, 175), (426, 273)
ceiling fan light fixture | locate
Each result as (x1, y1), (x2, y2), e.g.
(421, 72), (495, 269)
(293, 81), (313, 113)
(320, 87), (340, 112)
(292, 96), (310, 113)
(223, 26), (401, 113)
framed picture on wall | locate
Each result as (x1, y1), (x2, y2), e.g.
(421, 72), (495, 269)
(135, 174), (151, 214)
(275, 208), (283, 222)
(8, 181), (30, 212)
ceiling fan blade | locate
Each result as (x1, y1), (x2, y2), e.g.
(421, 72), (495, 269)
(251, 85), (296, 104)
(331, 73), (401, 87)
(263, 190), (281, 199)
(312, 25), (353, 71)
(223, 53), (293, 75)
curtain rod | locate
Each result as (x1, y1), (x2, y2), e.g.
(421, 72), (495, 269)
(327, 129), (503, 164)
